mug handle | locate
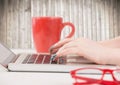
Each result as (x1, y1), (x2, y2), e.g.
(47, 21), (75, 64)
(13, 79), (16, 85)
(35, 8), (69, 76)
(62, 22), (75, 38)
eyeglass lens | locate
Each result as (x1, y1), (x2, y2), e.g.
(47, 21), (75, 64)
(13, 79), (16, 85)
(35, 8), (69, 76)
(76, 69), (103, 79)
(113, 70), (120, 81)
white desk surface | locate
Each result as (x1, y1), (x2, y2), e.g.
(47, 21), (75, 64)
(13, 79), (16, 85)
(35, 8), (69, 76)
(0, 72), (74, 85)
(0, 49), (117, 85)
(0, 71), (115, 85)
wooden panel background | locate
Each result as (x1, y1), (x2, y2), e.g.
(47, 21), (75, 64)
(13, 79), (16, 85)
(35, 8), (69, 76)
(0, 0), (120, 49)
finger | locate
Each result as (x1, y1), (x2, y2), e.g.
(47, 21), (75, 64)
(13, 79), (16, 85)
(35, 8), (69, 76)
(50, 48), (59, 54)
(54, 47), (83, 63)
(49, 38), (73, 53)
(55, 41), (78, 53)
(56, 47), (81, 58)
(51, 38), (73, 49)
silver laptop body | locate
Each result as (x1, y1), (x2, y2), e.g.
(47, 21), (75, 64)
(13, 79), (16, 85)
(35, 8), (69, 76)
(0, 42), (116, 73)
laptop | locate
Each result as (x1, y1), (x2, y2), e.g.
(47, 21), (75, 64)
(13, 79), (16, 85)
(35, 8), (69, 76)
(0, 42), (116, 73)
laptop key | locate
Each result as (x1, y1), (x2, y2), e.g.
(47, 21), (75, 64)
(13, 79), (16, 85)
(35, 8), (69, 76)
(35, 55), (44, 64)
(43, 55), (51, 64)
(22, 54), (31, 64)
(27, 54), (38, 64)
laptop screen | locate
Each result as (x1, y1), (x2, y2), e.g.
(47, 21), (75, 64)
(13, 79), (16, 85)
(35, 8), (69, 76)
(0, 42), (16, 67)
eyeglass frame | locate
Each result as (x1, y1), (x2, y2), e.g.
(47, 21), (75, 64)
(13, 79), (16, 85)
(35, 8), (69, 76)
(70, 67), (120, 85)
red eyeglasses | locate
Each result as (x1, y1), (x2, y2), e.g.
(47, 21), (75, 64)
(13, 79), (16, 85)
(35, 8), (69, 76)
(70, 67), (120, 85)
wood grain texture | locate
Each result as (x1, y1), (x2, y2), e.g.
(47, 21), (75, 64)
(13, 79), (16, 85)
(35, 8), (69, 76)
(0, 0), (119, 49)
(0, 0), (7, 44)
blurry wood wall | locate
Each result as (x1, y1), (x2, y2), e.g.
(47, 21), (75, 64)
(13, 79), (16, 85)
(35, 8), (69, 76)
(0, 0), (120, 49)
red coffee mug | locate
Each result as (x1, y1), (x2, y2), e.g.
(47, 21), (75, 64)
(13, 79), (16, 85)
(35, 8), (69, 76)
(32, 16), (75, 53)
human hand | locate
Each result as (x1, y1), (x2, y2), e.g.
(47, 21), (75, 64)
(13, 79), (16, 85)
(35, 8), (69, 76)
(49, 38), (111, 64)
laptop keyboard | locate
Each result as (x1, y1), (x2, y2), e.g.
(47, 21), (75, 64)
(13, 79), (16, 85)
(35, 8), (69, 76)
(22, 54), (63, 64)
